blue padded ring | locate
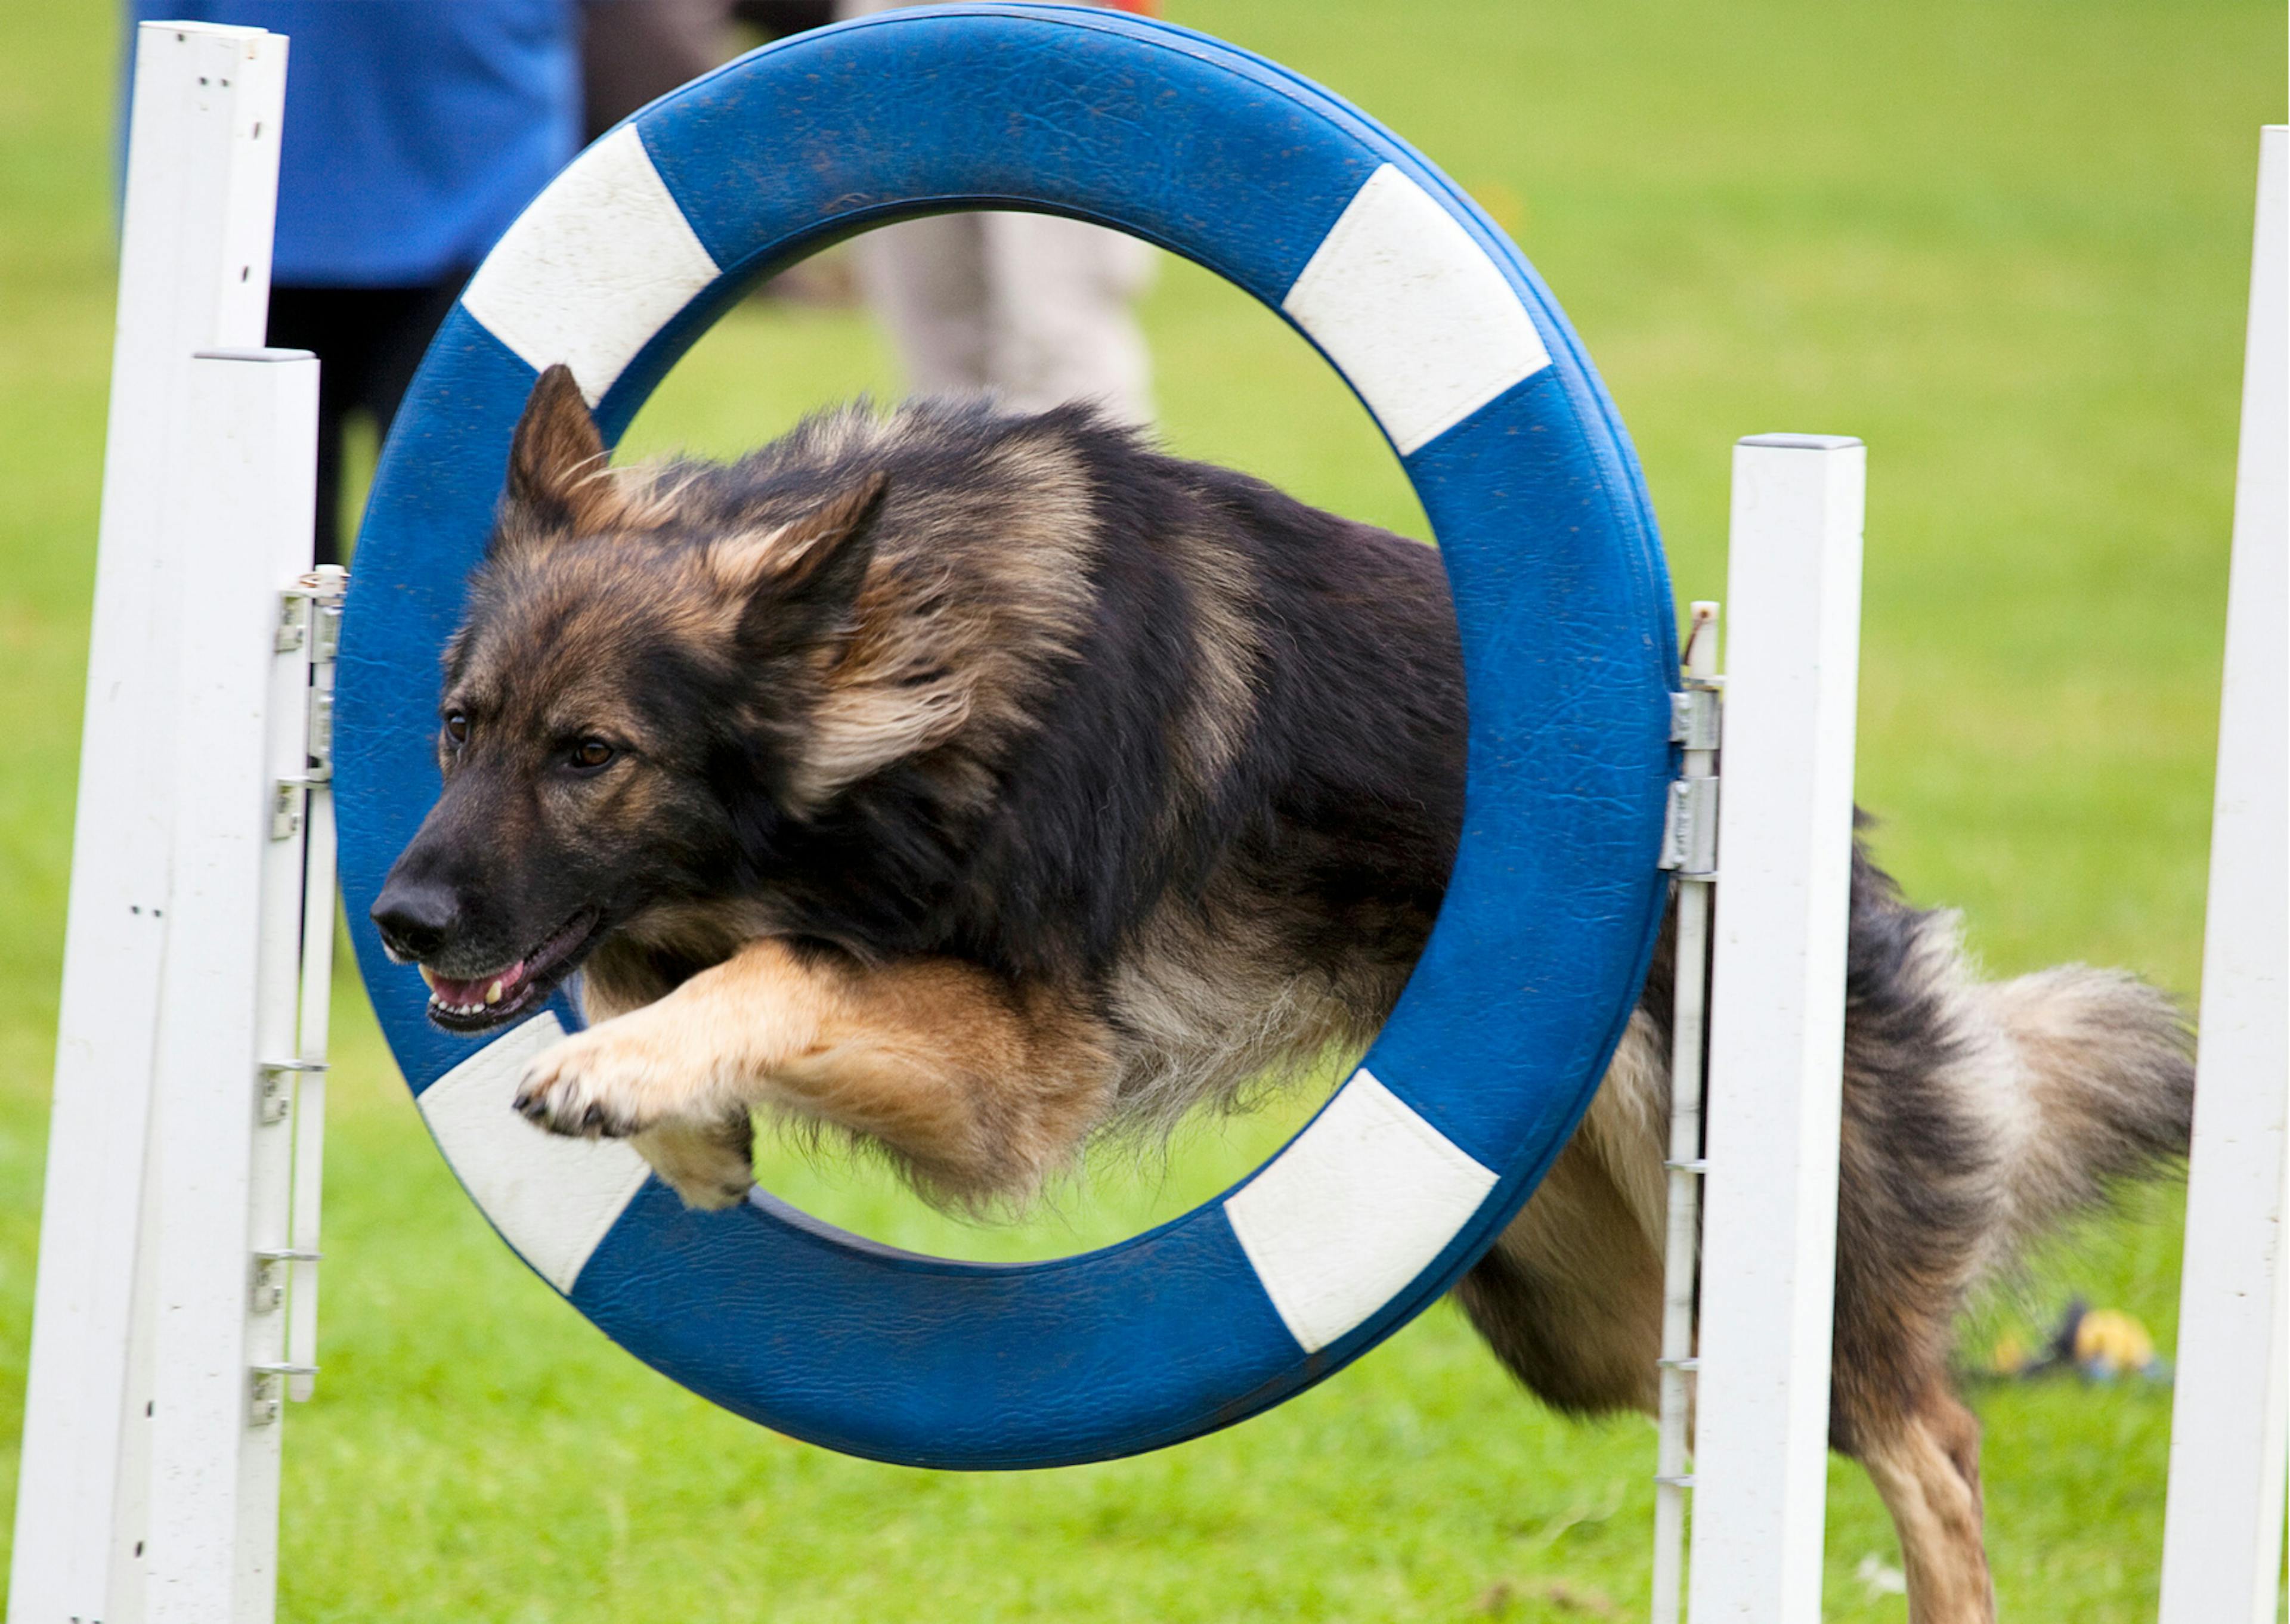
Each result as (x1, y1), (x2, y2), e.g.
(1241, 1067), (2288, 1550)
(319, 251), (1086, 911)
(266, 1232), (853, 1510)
(335, 3), (1677, 1469)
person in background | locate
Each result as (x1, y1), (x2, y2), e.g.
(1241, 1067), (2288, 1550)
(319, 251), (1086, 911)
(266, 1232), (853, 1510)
(125, 1), (583, 563)
(578, 0), (1159, 415)
(583, 1), (867, 310)
(582, 0), (740, 140)
(830, 0), (1162, 426)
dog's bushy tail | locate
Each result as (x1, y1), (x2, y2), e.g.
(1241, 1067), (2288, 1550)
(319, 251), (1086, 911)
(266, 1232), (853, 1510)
(1985, 965), (2195, 1252)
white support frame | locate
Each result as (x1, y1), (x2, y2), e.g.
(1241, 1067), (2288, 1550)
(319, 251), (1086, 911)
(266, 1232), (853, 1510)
(1661, 128), (2286, 1620)
(7, 24), (328, 1624)
(1650, 602), (1720, 1624)
(288, 568), (344, 1409)
(143, 349), (320, 1623)
(2158, 124), (2290, 1624)
(1688, 435), (1865, 1624)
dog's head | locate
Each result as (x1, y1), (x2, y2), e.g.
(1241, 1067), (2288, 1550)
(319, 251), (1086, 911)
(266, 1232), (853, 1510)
(369, 365), (891, 1032)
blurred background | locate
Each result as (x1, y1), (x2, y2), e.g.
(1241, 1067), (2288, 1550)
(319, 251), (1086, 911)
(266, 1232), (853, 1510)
(1, 1), (2280, 1618)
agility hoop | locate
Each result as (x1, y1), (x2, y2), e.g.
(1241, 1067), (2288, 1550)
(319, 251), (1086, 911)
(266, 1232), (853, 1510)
(336, 3), (1676, 1468)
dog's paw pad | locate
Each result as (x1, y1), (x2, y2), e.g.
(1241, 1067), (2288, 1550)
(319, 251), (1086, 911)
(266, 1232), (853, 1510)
(513, 1044), (646, 1139)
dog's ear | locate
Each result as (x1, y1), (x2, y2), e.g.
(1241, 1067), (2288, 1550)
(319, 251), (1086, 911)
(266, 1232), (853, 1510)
(705, 472), (890, 650)
(497, 363), (676, 544)
(505, 364), (606, 525)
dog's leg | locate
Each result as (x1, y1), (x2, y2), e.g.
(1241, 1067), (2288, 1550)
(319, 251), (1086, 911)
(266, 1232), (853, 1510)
(628, 1117), (757, 1212)
(1854, 1387), (1995, 1624)
(515, 938), (1116, 1207)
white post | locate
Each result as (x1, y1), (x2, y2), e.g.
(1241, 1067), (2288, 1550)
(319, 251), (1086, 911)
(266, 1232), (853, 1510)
(2157, 124), (2290, 1624)
(141, 349), (318, 1624)
(8, 25), (286, 1624)
(1689, 435), (1865, 1624)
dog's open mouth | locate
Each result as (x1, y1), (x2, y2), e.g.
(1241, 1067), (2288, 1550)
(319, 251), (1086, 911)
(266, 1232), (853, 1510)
(420, 911), (599, 1034)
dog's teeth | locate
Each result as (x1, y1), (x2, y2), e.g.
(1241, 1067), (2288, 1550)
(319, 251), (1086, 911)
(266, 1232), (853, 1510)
(485, 980), (503, 1006)
(419, 965), (439, 991)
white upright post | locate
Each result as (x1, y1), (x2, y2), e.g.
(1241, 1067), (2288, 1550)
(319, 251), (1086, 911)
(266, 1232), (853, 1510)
(2157, 124), (2290, 1624)
(8, 25), (287, 1624)
(1688, 435), (1865, 1624)
(141, 349), (318, 1624)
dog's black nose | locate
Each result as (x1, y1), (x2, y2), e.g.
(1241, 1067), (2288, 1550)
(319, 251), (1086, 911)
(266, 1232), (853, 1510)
(371, 875), (461, 963)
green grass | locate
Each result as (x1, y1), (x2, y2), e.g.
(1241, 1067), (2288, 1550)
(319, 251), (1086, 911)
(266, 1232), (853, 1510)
(1, 1), (2282, 1618)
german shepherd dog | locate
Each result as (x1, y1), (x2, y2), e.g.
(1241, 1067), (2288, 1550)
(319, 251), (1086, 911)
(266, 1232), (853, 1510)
(373, 364), (2193, 1623)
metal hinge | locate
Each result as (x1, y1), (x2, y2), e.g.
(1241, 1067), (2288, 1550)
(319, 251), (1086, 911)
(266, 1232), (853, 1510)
(306, 687), (333, 771)
(278, 566), (346, 663)
(270, 568), (346, 840)
(1658, 777), (1720, 875)
(1669, 684), (1722, 750)
(307, 566), (345, 664)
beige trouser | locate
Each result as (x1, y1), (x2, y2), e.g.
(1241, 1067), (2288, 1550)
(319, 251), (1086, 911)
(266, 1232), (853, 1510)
(836, 0), (1159, 425)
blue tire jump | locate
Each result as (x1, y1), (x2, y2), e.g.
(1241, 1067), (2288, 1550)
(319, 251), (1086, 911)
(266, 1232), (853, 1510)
(335, 3), (1677, 1470)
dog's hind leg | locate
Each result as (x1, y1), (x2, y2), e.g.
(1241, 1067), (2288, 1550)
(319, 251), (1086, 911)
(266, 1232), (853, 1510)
(1452, 1012), (1670, 1417)
(1851, 1386), (1995, 1624)
(513, 938), (1118, 1208)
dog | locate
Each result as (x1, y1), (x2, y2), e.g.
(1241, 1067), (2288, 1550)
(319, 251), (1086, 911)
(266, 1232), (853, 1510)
(373, 364), (2194, 1623)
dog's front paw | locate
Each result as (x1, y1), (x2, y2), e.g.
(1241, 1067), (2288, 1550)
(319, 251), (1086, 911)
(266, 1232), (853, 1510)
(513, 1015), (714, 1140)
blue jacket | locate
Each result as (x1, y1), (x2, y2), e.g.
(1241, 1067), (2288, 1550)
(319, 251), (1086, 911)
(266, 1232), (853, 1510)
(126, 1), (581, 286)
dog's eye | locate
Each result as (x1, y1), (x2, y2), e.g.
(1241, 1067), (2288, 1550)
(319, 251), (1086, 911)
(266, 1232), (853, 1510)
(443, 712), (470, 745)
(572, 739), (615, 771)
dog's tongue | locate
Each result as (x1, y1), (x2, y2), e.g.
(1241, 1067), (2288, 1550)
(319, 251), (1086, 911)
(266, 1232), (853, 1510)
(423, 958), (528, 1009)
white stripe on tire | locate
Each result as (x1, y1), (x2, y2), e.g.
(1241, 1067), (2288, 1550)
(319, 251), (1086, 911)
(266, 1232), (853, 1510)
(1282, 165), (1551, 456)
(416, 1013), (652, 1295)
(1225, 1069), (1498, 1352)
(461, 123), (722, 405)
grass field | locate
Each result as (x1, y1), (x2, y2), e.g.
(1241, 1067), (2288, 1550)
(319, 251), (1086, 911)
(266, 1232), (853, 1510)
(2, 2), (2283, 1618)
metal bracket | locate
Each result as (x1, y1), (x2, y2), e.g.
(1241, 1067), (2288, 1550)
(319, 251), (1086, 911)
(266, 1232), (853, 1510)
(1663, 670), (1723, 875)
(1670, 684), (1722, 751)
(268, 780), (302, 841)
(250, 1247), (322, 1313)
(309, 594), (342, 667)
(1659, 777), (1720, 876)
(249, 1362), (319, 1427)
(269, 568), (346, 841)
(306, 686), (333, 770)
(268, 770), (330, 842)
(280, 566), (346, 664)
(251, 1259), (284, 1314)
(274, 591), (309, 653)
(256, 1058), (325, 1124)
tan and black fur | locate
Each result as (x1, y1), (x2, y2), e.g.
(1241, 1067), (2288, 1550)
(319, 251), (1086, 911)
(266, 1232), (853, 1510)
(374, 365), (2194, 1623)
